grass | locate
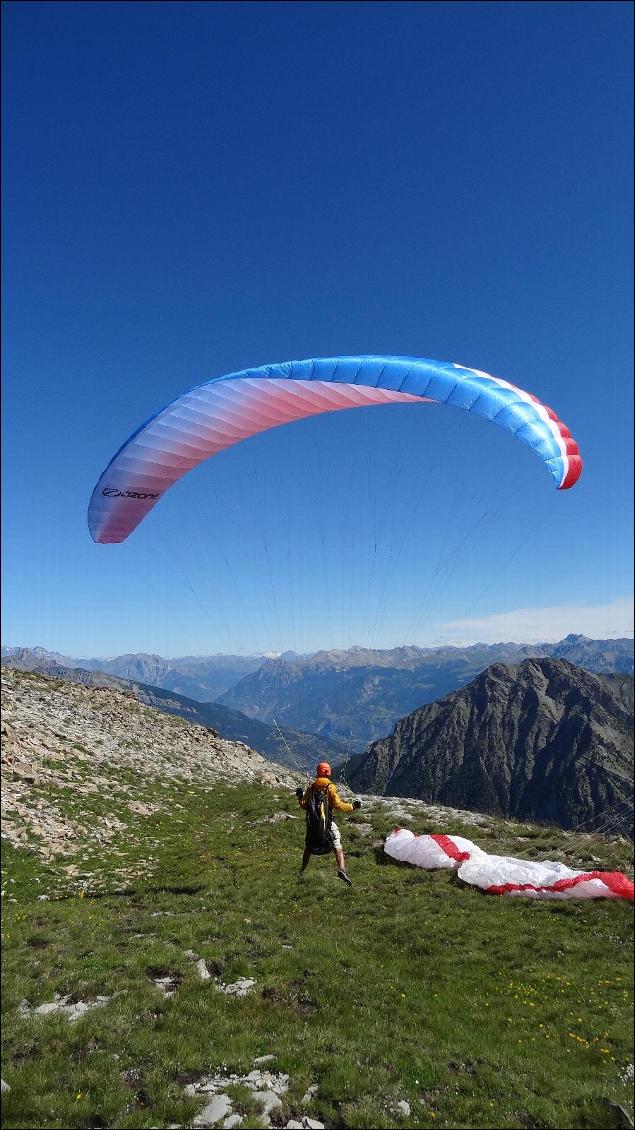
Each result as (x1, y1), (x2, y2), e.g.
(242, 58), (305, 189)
(1, 778), (633, 1130)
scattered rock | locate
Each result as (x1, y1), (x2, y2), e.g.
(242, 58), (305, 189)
(186, 1063), (291, 1128)
(215, 978), (256, 997)
(362, 793), (487, 829)
(185, 1065), (289, 1099)
(393, 1099), (411, 1117)
(128, 800), (161, 816)
(254, 1054), (276, 1064)
(256, 812), (298, 823)
(18, 994), (109, 1023)
(153, 975), (179, 998)
(192, 1092), (233, 1127)
(196, 959), (212, 982)
(254, 1089), (283, 1120)
(301, 1084), (318, 1105)
(618, 1064), (634, 1087)
(1, 1079), (10, 1093)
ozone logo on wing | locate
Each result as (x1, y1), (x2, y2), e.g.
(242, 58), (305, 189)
(102, 488), (160, 500)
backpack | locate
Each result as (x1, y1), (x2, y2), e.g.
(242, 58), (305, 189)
(305, 786), (333, 855)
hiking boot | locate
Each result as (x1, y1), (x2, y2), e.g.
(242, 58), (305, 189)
(337, 869), (353, 886)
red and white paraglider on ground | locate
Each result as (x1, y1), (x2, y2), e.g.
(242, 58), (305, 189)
(384, 829), (634, 901)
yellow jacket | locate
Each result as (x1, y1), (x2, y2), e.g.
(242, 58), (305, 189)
(299, 776), (354, 814)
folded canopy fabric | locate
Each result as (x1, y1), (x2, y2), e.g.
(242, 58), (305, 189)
(384, 829), (633, 901)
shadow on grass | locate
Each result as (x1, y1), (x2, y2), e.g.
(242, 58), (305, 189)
(373, 844), (419, 869)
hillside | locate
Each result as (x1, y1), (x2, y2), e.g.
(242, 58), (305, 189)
(219, 636), (634, 749)
(1, 667), (295, 862)
(1, 666), (633, 1130)
(347, 658), (634, 836)
(599, 672), (635, 713)
(0, 658), (344, 771)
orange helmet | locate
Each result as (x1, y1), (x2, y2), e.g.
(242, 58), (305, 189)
(316, 761), (332, 777)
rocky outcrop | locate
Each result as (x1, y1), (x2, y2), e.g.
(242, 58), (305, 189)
(347, 659), (634, 835)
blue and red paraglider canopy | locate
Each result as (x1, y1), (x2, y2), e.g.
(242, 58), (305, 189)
(88, 355), (582, 544)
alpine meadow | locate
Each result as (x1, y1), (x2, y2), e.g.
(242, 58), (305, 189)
(2, 3), (633, 1130)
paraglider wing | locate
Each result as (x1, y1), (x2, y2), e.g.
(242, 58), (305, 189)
(88, 356), (582, 544)
(384, 830), (634, 901)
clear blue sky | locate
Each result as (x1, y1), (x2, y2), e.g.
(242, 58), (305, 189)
(2, 1), (633, 657)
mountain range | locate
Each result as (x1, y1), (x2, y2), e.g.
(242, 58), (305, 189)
(0, 647), (267, 702)
(3, 636), (632, 753)
(346, 657), (634, 836)
(218, 636), (634, 748)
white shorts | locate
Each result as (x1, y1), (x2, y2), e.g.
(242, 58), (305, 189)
(329, 821), (342, 850)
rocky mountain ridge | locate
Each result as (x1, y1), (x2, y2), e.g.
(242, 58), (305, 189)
(347, 658), (634, 836)
(300, 636), (635, 672)
(0, 667), (493, 882)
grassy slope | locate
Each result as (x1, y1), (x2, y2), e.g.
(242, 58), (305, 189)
(1, 773), (633, 1130)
